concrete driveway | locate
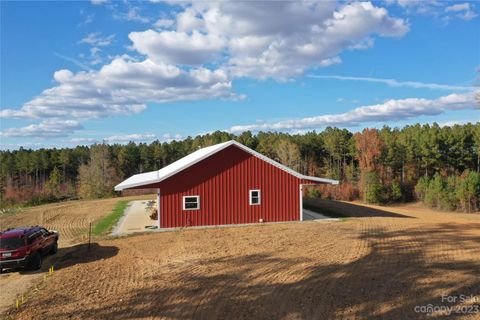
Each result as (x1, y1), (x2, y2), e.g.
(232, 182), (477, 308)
(303, 209), (339, 221)
(112, 200), (157, 235)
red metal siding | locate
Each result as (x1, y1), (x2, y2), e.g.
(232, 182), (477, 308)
(151, 145), (302, 228)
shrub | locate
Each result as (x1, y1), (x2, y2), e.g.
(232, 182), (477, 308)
(364, 172), (383, 204)
(424, 174), (444, 207)
(456, 171), (480, 212)
(415, 170), (480, 212)
(439, 176), (458, 211)
(390, 180), (403, 202)
(316, 182), (359, 201)
(306, 187), (320, 199)
(415, 176), (430, 201)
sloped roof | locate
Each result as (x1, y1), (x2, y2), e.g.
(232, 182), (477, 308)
(114, 140), (338, 191)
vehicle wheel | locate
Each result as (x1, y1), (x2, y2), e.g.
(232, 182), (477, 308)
(50, 241), (58, 255)
(29, 253), (42, 270)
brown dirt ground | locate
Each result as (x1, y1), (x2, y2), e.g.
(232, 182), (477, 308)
(0, 195), (155, 246)
(0, 195), (154, 315)
(3, 200), (480, 320)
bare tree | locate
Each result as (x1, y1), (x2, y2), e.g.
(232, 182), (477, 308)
(78, 144), (118, 198)
(276, 139), (301, 172)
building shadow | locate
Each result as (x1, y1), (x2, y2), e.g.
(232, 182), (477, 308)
(304, 198), (413, 219)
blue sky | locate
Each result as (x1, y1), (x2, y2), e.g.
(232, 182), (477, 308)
(1, 0), (479, 149)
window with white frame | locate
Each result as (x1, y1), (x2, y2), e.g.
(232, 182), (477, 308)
(249, 189), (261, 205)
(183, 195), (200, 210)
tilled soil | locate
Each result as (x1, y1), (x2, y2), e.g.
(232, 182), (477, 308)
(0, 195), (154, 315)
(4, 201), (480, 320)
(1, 196), (153, 246)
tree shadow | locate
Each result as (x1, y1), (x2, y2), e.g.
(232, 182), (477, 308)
(15, 243), (119, 275)
(304, 198), (414, 219)
(27, 223), (480, 319)
(54, 243), (119, 270)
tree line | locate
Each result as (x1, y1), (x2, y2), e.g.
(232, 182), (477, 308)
(1, 122), (479, 212)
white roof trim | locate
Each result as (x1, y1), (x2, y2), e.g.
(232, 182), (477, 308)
(114, 140), (339, 191)
(301, 176), (340, 185)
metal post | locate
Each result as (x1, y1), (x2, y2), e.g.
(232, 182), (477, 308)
(157, 188), (161, 229)
(88, 221), (92, 250)
(299, 184), (303, 222)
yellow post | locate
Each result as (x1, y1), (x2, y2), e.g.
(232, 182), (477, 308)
(15, 299), (19, 308)
(21, 294), (24, 303)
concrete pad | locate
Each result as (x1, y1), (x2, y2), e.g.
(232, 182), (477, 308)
(303, 209), (339, 221)
(112, 203), (338, 236)
(113, 200), (157, 235)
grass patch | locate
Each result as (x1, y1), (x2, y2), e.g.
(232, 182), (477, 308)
(303, 202), (348, 219)
(0, 206), (23, 217)
(93, 200), (129, 235)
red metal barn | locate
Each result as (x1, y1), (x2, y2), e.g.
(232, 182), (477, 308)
(115, 141), (338, 228)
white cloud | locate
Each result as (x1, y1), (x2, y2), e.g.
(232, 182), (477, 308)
(70, 137), (97, 144)
(388, 0), (477, 21)
(0, 56), (236, 120)
(69, 133), (183, 145)
(336, 98), (360, 104)
(161, 133), (183, 142)
(0, 142), (56, 150)
(54, 52), (93, 72)
(0, 120), (82, 138)
(445, 3), (477, 21)
(130, 1), (409, 80)
(459, 11), (478, 20)
(79, 32), (115, 47)
(437, 119), (479, 127)
(129, 30), (225, 66)
(77, 33), (113, 66)
(113, 6), (150, 23)
(89, 47), (103, 65)
(91, 0), (108, 5)
(153, 18), (174, 29)
(79, 10), (94, 26)
(229, 92), (477, 133)
(309, 75), (475, 91)
(445, 3), (470, 12)
(388, 0), (440, 9)
(2, 1), (412, 138)
(104, 133), (156, 143)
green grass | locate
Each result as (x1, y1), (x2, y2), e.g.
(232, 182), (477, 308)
(93, 200), (129, 235)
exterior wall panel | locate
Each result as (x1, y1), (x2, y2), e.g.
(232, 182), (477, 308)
(148, 145), (302, 228)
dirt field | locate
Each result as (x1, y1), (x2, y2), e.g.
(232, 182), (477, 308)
(3, 200), (480, 319)
(0, 195), (154, 314)
(1, 195), (155, 246)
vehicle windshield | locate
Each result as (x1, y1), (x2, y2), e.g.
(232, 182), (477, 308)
(0, 236), (25, 250)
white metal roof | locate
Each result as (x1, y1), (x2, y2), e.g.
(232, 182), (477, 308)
(114, 140), (338, 191)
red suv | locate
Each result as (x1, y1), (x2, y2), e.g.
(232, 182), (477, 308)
(0, 226), (59, 272)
